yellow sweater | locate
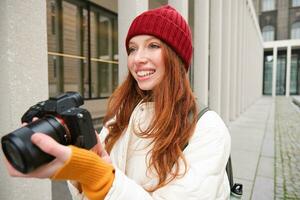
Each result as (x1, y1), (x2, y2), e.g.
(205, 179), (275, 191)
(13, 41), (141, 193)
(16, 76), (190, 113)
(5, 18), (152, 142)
(51, 146), (115, 200)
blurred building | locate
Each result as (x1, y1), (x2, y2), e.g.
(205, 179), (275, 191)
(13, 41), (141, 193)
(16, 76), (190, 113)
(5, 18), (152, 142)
(253, 0), (300, 96)
(0, 0), (263, 199)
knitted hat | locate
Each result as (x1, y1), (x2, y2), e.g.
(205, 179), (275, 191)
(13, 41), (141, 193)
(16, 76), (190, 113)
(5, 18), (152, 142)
(125, 5), (193, 71)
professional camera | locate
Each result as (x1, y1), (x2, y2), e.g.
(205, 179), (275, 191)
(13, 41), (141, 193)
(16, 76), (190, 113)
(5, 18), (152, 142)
(1, 92), (97, 174)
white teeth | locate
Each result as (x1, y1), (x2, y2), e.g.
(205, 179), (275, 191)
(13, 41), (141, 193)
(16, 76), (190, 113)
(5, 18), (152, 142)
(137, 70), (155, 77)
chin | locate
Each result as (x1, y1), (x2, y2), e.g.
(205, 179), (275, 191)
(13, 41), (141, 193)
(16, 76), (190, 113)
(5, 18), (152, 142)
(137, 83), (155, 91)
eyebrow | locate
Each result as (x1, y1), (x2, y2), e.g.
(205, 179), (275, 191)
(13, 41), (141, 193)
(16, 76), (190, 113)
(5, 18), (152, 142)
(128, 36), (160, 45)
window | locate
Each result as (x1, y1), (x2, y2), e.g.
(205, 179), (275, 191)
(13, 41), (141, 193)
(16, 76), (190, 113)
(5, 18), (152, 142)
(290, 54), (300, 95)
(50, 2), (56, 35)
(276, 54), (286, 95)
(262, 0), (275, 11)
(291, 22), (300, 39)
(46, 0), (118, 99)
(262, 25), (275, 41)
(263, 54), (273, 95)
(292, 0), (300, 7)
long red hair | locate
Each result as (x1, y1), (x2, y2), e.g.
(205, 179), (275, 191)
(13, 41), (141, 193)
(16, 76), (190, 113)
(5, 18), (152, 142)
(103, 42), (198, 191)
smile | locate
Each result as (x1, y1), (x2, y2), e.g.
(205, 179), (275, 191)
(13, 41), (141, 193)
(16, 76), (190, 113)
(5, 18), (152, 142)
(136, 70), (155, 77)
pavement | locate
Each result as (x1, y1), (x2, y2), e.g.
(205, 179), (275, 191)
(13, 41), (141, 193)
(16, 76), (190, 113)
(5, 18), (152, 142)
(229, 96), (300, 200)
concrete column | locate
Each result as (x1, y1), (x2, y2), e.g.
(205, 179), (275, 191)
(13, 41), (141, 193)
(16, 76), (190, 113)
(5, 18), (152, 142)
(241, 0), (246, 112)
(0, 1), (50, 200)
(233, 0), (241, 118)
(168, 0), (188, 20)
(229, 0), (238, 121)
(286, 45), (291, 96)
(236, 0), (244, 117)
(209, 0), (223, 114)
(118, 0), (148, 83)
(221, 0), (232, 124)
(193, 0), (209, 106)
(243, 6), (249, 110)
(272, 47), (278, 97)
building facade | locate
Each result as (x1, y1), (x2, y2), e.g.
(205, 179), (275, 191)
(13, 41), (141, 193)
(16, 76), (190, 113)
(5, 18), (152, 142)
(0, 0), (263, 199)
(253, 0), (300, 96)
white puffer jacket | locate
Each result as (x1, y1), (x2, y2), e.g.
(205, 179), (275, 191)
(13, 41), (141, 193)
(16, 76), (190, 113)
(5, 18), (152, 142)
(68, 102), (231, 200)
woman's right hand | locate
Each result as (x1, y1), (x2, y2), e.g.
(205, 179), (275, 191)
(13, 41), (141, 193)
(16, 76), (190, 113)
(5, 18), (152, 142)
(4, 133), (71, 178)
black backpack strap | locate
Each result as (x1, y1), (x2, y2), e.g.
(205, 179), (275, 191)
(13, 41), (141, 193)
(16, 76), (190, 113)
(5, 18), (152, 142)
(226, 157), (243, 197)
(183, 103), (209, 150)
(197, 104), (209, 121)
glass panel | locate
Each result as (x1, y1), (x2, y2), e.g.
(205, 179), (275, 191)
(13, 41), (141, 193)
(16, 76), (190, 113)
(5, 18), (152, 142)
(298, 62), (300, 94)
(99, 15), (112, 97)
(276, 55), (286, 95)
(61, 1), (85, 97)
(91, 13), (117, 98)
(90, 11), (99, 98)
(292, 0), (300, 7)
(48, 55), (61, 97)
(291, 22), (300, 39)
(82, 10), (89, 98)
(63, 57), (84, 93)
(112, 18), (119, 90)
(263, 55), (273, 95)
(47, 0), (61, 97)
(262, 0), (275, 11)
(262, 25), (274, 41)
(62, 2), (80, 55)
(290, 55), (298, 94)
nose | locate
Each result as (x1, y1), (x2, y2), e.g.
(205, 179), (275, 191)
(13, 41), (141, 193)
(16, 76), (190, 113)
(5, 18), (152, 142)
(133, 48), (148, 64)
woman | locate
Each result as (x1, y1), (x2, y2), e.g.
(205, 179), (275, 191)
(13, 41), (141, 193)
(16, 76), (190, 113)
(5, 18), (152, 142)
(5, 5), (231, 200)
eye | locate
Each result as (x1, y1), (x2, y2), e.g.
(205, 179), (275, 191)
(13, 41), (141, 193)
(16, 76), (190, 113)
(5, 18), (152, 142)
(149, 43), (160, 49)
(128, 46), (137, 54)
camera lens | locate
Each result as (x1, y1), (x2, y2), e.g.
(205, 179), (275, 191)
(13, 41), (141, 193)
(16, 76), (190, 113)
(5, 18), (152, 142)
(1, 116), (67, 173)
(2, 140), (24, 171)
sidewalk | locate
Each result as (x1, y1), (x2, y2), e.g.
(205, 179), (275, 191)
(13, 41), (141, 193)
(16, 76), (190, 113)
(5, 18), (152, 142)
(229, 96), (300, 200)
(229, 96), (274, 200)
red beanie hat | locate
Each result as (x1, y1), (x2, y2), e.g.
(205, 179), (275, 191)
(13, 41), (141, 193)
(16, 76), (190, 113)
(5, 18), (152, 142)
(125, 5), (193, 71)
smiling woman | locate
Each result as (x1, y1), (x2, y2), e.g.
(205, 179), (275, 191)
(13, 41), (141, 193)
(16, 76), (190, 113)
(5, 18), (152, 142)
(4, 5), (231, 200)
(127, 35), (165, 90)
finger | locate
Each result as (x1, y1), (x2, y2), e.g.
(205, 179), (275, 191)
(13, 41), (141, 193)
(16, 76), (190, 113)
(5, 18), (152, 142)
(98, 140), (108, 157)
(32, 117), (39, 122)
(31, 133), (71, 162)
(21, 122), (28, 127)
(96, 135), (111, 163)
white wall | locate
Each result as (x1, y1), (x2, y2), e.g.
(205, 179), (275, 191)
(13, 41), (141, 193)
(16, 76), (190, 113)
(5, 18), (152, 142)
(0, 0), (50, 199)
(197, 0), (264, 122)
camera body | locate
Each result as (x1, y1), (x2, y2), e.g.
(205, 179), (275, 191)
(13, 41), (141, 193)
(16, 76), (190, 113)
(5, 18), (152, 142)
(1, 92), (97, 173)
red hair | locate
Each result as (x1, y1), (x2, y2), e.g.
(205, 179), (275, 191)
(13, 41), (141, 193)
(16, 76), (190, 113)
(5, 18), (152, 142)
(103, 42), (197, 191)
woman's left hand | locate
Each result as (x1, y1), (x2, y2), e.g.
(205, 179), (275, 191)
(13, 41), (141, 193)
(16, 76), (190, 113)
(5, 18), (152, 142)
(4, 133), (71, 178)
(91, 131), (111, 163)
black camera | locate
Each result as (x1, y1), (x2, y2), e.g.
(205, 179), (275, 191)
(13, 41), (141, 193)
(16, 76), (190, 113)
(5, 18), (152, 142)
(1, 92), (97, 174)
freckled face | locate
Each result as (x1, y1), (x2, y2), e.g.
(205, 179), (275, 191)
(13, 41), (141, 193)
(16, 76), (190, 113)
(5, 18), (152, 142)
(127, 35), (165, 91)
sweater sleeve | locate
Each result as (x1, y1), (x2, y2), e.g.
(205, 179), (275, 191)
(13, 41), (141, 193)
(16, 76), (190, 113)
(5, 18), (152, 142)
(51, 145), (115, 200)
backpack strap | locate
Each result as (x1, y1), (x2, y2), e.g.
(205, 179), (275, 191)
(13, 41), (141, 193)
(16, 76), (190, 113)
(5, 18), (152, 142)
(197, 105), (209, 121)
(183, 103), (209, 150)
(183, 103), (243, 197)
